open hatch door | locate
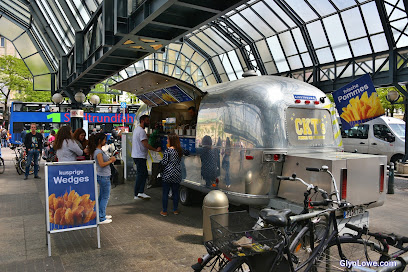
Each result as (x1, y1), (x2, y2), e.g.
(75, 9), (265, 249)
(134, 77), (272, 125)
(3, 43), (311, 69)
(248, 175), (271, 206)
(110, 70), (205, 107)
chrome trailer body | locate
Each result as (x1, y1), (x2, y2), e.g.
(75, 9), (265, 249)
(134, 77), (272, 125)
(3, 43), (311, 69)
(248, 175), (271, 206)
(116, 71), (386, 210)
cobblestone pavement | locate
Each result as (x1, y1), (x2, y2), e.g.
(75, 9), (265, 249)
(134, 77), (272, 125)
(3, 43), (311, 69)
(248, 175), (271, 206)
(0, 147), (407, 271)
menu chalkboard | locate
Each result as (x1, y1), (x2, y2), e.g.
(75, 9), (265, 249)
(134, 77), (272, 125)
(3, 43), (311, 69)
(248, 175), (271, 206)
(165, 86), (192, 102)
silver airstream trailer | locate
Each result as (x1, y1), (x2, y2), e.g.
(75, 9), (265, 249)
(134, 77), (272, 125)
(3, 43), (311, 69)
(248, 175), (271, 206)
(113, 70), (386, 214)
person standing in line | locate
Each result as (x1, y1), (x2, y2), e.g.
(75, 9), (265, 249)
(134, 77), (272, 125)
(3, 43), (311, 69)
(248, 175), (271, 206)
(54, 125), (88, 162)
(88, 133), (116, 224)
(132, 115), (161, 199)
(160, 133), (188, 216)
(23, 123), (43, 180)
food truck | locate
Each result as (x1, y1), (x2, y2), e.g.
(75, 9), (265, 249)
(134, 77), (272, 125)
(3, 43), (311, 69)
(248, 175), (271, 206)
(112, 70), (387, 216)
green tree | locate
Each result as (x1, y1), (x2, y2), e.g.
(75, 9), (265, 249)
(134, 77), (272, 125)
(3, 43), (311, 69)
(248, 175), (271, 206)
(376, 86), (405, 117)
(14, 89), (52, 102)
(0, 55), (32, 125)
(89, 83), (120, 103)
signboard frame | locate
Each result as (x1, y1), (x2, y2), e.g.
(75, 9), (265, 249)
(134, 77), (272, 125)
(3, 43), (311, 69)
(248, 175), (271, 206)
(45, 161), (100, 256)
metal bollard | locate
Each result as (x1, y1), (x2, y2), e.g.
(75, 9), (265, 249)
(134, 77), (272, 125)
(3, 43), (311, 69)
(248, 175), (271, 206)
(202, 190), (229, 242)
(387, 162), (395, 194)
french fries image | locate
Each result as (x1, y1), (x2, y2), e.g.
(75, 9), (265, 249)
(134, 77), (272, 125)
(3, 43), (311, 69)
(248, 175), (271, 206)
(162, 93), (177, 102)
(340, 92), (384, 123)
(49, 190), (96, 226)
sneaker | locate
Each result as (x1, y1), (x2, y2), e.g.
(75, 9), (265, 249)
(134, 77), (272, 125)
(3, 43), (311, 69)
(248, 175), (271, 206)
(106, 215), (112, 219)
(137, 193), (151, 199)
(160, 211), (167, 217)
(24, 176), (28, 180)
(99, 218), (112, 224)
(134, 196), (139, 200)
(173, 210), (180, 215)
(34, 176), (41, 179)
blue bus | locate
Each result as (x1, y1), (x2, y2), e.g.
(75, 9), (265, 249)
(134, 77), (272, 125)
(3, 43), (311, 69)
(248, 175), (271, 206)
(9, 102), (138, 144)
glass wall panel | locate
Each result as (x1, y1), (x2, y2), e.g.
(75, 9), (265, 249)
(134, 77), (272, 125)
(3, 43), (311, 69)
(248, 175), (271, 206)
(264, 61), (277, 74)
(307, 21), (329, 49)
(205, 28), (234, 52)
(292, 28), (307, 53)
(287, 55), (303, 70)
(251, 1), (282, 33)
(323, 15), (351, 60)
(350, 38), (371, 57)
(266, 36), (289, 72)
(189, 34), (217, 56)
(264, 0), (296, 28)
(285, 0), (318, 22)
(371, 33), (388, 52)
(306, 0), (336, 16)
(0, 17), (24, 40)
(195, 31), (224, 54)
(230, 13), (263, 41)
(24, 53), (50, 76)
(361, 2), (384, 35)
(301, 53), (313, 67)
(256, 40), (272, 62)
(33, 74), (52, 91)
(331, 0), (356, 10)
(220, 53), (237, 80)
(279, 31), (297, 56)
(341, 8), (367, 40)
(228, 50), (243, 79)
(13, 33), (37, 58)
(316, 48), (334, 63)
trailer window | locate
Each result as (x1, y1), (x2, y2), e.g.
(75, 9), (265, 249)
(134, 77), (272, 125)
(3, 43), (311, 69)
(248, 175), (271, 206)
(286, 108), (335, 147)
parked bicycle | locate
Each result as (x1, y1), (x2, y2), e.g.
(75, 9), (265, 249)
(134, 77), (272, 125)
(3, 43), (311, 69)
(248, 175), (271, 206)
(10, 142), (36, 175)
(192, 166), (408, 272)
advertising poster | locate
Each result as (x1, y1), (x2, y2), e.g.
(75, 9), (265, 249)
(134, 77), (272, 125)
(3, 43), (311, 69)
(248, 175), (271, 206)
(46, 162), (98, 232)
(154, 89), (178, 104)
(165, 86), (193, 102)
(137, 94), (157, 107)
(332, 74), (385, 130)
(144, 92), (167, 106)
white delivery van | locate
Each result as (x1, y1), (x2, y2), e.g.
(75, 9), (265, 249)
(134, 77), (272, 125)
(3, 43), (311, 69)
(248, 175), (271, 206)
(342, 116), (405, 164)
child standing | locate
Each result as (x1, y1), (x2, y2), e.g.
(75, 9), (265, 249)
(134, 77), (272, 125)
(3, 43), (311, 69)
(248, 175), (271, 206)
(89, 133), (116, 224)
(160, 133), (188, 216)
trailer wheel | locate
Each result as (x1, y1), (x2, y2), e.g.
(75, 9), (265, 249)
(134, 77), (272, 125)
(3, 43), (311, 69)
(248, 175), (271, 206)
(179, 186), (193, 206)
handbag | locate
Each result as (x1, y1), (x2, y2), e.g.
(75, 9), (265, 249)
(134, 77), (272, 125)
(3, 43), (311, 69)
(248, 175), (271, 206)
(102, 150), (119, 187)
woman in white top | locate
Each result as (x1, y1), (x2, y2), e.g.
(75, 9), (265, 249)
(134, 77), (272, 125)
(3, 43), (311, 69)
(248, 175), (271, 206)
(54, 125), (88, 162)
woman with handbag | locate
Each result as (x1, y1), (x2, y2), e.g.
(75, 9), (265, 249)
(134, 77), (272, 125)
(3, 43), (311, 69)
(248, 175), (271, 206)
(54, 125), (89, 162)
(88, 132), (116, 224)
(160, 133), (188, 216)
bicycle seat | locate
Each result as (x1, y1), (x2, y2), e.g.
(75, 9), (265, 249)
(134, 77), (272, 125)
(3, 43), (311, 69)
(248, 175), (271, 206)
(259, 208), (291, 227)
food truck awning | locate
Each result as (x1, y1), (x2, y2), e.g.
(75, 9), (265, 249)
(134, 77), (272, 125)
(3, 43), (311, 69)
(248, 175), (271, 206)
(110, 70), (205, 107)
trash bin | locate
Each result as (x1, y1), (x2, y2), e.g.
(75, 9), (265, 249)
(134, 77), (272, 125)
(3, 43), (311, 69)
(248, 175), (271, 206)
(203, 190), (229, 242)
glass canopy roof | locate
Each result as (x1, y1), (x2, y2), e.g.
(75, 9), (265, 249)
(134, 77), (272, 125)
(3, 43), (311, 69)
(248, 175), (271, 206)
(0, 0), (407, 93)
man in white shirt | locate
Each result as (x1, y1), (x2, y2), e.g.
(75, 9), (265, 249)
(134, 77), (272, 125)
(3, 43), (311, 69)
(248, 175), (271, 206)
(132, 115), (161, 199)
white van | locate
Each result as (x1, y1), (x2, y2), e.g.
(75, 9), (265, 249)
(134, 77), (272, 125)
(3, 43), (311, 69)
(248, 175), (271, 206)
(342, 116), (405, 164)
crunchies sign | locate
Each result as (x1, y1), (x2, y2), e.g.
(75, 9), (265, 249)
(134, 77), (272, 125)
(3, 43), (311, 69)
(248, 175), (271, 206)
(332, 74), (385, 130)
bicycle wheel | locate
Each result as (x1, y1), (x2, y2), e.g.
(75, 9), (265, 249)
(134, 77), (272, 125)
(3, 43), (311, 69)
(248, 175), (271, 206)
(289, 222), (328, 270)
(220, 253), (290, 272)
(194, 252), (231, 272)
(310, 236), (384, 271)
(0, 157), (5, 174)
(19, 159), (34, 175)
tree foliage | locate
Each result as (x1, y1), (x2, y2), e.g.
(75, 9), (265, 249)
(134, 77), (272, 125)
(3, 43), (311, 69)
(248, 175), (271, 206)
(376, 86), (405, 117)
(0, 55), (33, 124)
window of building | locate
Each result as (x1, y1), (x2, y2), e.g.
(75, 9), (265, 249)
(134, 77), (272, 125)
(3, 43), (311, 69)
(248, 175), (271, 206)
(175, 66), (181, 75)
(164, 65), (169, 74)
(185, 66), (191, 74)
(0, 37), (5, 47)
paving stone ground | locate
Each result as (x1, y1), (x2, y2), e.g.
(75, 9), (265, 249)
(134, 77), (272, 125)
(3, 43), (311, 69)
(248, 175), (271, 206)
(0, 147), (407, 271)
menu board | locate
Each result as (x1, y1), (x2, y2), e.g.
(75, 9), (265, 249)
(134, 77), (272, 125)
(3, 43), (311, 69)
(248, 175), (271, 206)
(144, 92), (167, 106)
(160, 136), (196, 154)
(165, 86), (193, 102)
(154, 89), (178, 104)
(137, 94), (157, 107)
